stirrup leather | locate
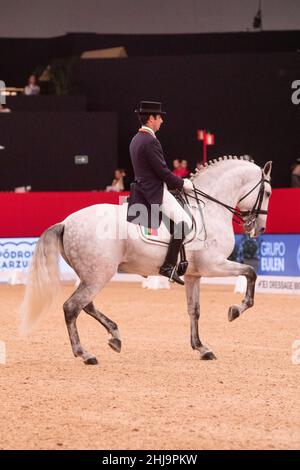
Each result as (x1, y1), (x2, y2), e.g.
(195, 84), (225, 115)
(177, 246), (188, 276)
(177, 260), (188, 277)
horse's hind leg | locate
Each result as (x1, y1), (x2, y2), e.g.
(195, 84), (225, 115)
(84, 302), (121, 353)
(63, 283), (101, 365)
(185, 275), (217, 360)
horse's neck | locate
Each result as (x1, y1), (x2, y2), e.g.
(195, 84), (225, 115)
(193, 162), (259, 209)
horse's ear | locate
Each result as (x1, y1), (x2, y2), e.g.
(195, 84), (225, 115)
(263, 161), (272, 178)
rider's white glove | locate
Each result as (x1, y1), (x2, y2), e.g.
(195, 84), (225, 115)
(183, 178), (194, 192)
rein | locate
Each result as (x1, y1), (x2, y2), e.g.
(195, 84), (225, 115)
(184, 170), (269, 229)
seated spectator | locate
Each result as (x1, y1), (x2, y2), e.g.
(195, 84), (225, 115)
(291, 158), (300, 188)
(24, 74), (40, 96)
(180, 159), (190, 177)
(0, 103), (11, 113)
(172, 159), (182, 176)
(173, 159), (190, 177)
(106, 168), (126, 192)
(121, 169), (129, 190)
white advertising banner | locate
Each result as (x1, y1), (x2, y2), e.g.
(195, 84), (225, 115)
(0, 237), (76, 283)
(256, 275), (300, 295)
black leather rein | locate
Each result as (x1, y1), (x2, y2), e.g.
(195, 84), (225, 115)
(184, 171), (270, 227)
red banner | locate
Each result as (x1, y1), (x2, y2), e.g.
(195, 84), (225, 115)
(0, 189), (299, 237)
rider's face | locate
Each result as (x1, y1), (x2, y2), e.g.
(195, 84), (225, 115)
(148, 114), (163, 133)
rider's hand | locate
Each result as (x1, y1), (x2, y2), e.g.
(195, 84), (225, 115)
(183, 178), (194, 192)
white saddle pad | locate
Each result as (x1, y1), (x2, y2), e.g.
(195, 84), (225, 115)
(136, 204), (206, 248)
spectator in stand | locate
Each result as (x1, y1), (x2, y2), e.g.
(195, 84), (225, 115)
(121, 169), (130, 190)
(106, 168), (126, 192)
(180, 159), (190, 177)
(291, 158), (300, 188)
(172, 159), (190, 177)
(172, 159), (181, 176)
(24, 74), (40, 96)
(0, 103), (11, 113)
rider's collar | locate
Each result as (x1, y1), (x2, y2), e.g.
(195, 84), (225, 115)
(140, 126), (156, 138)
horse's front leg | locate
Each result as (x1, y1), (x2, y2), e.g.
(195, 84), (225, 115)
(184, 275), (217, 360)
(201, 258), (257, 322)
(226, 261), (257, 322)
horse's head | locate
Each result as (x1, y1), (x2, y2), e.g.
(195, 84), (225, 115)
(190, 157), (273, 238)
(238, 161), (272, 237)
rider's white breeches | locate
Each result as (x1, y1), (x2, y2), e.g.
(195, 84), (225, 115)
(160, 184), (193, 232)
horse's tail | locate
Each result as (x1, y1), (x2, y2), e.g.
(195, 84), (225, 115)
(19, 223), (64, 336)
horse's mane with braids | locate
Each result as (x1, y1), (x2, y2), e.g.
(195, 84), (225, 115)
(190, 155), (255, 181)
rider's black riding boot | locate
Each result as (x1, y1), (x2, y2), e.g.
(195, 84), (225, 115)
(159, 221), (189, 286)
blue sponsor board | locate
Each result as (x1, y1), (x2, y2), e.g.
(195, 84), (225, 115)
(233, 234), (300, 277)
(0, 237), (74, 280)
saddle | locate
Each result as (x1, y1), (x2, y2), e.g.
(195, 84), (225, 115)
(130, 190), (205, 275)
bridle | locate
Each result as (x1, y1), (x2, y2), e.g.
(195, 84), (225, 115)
(183, 170), (270, 233)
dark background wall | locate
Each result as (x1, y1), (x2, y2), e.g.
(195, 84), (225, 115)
(73, 51), (300, 188)
(0, 112), (118, 190)
(5, 95), (87, 112)
(2, 30), (300, 87)
(1, 31), (299, 189)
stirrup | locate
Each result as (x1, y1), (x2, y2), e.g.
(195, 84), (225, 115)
(168, 266), (185, 286)
(168, 266), (177, 282)
(159, 264), (184, 286)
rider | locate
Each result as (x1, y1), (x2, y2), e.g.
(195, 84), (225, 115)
(128, 101), (194, 286)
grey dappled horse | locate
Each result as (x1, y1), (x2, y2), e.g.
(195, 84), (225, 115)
(20, 157), (272, 364)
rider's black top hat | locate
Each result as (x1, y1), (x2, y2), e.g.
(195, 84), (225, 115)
(135, 101), (166, 115)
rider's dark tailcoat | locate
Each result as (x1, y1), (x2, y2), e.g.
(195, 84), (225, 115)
(127, 129), (184, 228)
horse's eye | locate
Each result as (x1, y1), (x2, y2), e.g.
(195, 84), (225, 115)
(265, 192), (271, 198)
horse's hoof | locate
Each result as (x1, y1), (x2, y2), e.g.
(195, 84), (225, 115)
(108, 338), (121, 353)
(201, 351), (217, 360)
(228, 305), (240, 322)
(84, 356), (98, 365)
